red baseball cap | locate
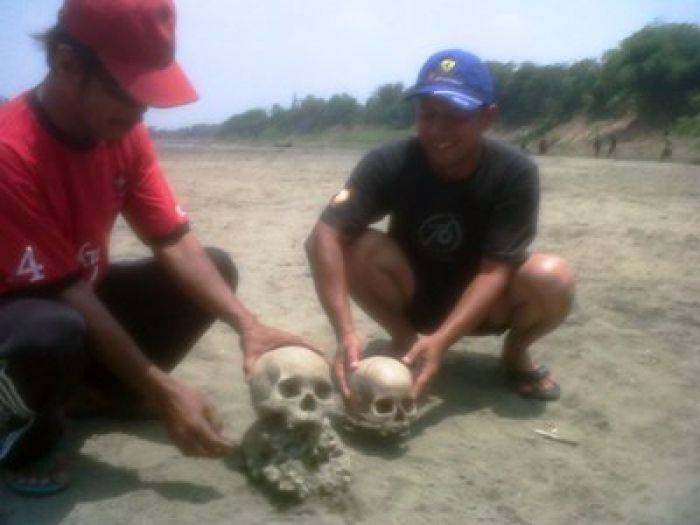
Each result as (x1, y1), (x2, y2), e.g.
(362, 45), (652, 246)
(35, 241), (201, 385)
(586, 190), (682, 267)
(60, 0), (197, 108)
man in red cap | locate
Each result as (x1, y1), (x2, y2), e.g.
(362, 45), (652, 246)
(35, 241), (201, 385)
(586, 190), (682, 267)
(0, 0), (310, 495)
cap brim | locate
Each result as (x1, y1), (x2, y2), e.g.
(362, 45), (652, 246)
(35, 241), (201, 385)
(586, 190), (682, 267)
(406, 85), (484, 112)
(103, 59), (198, 109)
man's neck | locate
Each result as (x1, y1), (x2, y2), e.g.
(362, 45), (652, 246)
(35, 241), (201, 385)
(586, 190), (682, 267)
(36, 78), (94, 144)
(430, 141), (484, 182)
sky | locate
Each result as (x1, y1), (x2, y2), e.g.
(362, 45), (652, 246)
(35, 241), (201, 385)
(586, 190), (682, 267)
(1, 0), (699, 129)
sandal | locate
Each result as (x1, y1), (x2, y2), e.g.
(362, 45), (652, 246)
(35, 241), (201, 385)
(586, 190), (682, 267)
(506, 365), (561, 401)
(3, 448), (72, 497)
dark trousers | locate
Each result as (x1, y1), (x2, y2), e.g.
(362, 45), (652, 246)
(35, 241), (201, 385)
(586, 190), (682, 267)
(0, 248), (236, 468)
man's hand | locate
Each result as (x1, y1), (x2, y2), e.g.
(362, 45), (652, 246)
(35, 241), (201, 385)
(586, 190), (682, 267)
(154, 379), (233, 458)
(402, 334), (448, 398)
(240, 321), (319, 378)
(334, 331), (363, 400)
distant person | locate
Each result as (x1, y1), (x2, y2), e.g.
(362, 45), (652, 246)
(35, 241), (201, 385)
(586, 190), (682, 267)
(306, 49), (574, 407)
(660, 131), (672, 161)
(607, 136), (617, 157)
(593, 135), (601, 157)
(0, 0), (310, 496)
(538, 138), (548, 154)
(520, 140), (529, 153)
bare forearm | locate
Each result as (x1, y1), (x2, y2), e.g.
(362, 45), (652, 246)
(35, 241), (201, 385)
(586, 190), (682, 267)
(305, 223), (356, 339)
(433, 262), (511, 349)
(59, 281), (172, 402)
(157, 233), (258, 333)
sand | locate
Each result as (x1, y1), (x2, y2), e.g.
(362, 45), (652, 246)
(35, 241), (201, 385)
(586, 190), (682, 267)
(1, 142), (699, 524)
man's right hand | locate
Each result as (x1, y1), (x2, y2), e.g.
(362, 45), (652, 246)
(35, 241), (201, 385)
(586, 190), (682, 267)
(334, 331), (364, 400)
(154, 378), (234, 458)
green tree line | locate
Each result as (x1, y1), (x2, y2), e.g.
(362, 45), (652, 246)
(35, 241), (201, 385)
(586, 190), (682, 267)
(219, 22), (700, 139)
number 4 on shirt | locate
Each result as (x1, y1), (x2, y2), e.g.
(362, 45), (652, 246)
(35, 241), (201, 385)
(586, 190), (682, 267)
(16, 246), (45, 282)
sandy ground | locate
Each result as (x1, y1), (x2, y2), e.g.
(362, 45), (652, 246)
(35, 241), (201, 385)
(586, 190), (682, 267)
(1, 142), (699, 525)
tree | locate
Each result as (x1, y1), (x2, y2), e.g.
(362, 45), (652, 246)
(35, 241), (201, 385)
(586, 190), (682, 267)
(324, 93), (361, 128)
(601, 23), (700, 122)
(293, 95), (327, 133)
(219, 108), (269, 138)
(365, 83), (413, 128)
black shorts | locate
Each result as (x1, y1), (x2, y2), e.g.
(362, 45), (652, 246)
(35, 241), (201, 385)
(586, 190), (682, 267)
(406, 260), (475, 334)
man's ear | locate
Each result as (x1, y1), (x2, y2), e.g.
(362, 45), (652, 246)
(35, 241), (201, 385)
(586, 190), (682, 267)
(480, 104), (499, 130)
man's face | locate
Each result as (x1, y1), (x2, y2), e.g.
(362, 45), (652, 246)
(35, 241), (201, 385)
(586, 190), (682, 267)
(416, 96), (491, 173)
(76, 72), (147, 142)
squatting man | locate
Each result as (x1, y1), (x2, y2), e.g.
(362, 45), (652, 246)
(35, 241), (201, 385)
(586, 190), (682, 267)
(306, 49), (575, 407)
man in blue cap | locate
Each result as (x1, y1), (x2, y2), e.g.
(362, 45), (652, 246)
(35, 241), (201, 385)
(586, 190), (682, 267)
(306, 49), (574, 401)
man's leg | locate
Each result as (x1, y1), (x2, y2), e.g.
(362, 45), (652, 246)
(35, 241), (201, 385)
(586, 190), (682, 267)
(0, 299), (88, 490)
(72, 247), (237, 411)
(486, 253), (575, 396)
(343, 230), (418, 352)
(342, 231), (575, 397)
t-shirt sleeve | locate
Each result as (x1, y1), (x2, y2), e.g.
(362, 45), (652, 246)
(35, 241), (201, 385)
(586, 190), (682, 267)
(0, 146), (81, 295)
(319, 148), (395, 235)
(122, 126), (189, 245)
(482, 163), (539, 263)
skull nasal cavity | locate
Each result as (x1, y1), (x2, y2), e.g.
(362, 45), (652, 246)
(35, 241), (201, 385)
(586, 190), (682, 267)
(301, 393), (317, 411)
(375, 398), (394, 414)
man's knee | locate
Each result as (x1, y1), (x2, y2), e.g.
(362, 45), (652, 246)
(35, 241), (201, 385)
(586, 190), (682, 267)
(204, 247), (238, 292)
(345, 230), (387, 269)
(7, 300), (87, 356)
(519, 254), (575, 315)
(344, 230), (415, 300)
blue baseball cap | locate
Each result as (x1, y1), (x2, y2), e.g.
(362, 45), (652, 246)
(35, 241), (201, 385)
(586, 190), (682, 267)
(406, 49), (495, 112)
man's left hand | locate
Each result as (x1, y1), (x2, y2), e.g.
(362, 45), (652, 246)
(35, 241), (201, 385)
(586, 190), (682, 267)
(240, 321), (321, 378)
(402, 334), (448, 398)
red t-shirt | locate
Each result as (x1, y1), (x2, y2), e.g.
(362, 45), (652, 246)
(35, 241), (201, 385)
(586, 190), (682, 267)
(0, 91), (188, 297)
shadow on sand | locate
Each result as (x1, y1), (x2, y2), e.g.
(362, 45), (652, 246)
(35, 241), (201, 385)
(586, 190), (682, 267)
(1, 419), (225, 525)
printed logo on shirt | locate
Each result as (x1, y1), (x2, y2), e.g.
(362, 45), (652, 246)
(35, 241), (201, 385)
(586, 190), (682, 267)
(15, 246), (45, 283)
(330, 188), (351, 206)
(78, 242), (100, 283)
(417, 214), (463, 254)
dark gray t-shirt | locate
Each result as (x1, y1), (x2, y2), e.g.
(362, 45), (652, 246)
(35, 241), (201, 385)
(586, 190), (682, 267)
(321, 136), (539, 278)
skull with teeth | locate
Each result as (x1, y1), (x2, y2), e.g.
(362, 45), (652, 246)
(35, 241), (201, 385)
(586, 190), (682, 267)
(348, 356), (417, 435)
(249, 346), (335, 428)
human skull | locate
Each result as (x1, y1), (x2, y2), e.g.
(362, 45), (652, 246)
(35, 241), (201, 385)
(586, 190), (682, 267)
(348, 356), (417, 435)
(249, 346), (335, 428)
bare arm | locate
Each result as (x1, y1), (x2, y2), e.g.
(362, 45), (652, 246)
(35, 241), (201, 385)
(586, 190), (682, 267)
(404, 258), (512, 396)
(156, 232), (257, 332)
(305, 221), (356, 340)
(433, 258), (512, 348)
(305, 221), (363, 398)
(59, 280), (232, 457)
(156, 232), (315, 376)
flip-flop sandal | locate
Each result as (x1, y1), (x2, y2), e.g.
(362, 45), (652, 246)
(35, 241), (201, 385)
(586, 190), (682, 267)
(4, 449), (71, 497)
(506, 365), (561, 401)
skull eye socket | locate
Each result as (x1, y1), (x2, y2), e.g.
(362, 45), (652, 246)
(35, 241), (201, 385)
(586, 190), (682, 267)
(374, 398), (395, 414)
(401, 397), (415, 412)
(314, 380), (332, 400)
(278, 377), (301, 398)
